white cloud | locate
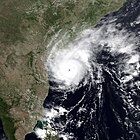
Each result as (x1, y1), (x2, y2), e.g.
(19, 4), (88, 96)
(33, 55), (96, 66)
(35, 128), (47, 140)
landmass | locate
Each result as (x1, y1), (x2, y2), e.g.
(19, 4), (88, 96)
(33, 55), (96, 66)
(0, 0), (125, 139)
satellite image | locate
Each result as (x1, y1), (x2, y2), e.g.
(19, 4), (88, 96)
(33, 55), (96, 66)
(0, 0), (140, 140)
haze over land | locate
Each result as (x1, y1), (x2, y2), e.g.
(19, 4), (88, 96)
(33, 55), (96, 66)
(2, 0), (140, 140)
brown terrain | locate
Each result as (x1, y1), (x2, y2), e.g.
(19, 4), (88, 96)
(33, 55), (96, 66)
(0, 0), (125, 139)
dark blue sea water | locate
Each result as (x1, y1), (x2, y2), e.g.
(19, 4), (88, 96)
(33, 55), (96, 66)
(42, 0), (140, 140)
(0, 119), (8, 140)
(25, 132), (41, 140)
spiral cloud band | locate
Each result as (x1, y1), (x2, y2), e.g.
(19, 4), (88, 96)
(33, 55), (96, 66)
(35, 1), (140, 139)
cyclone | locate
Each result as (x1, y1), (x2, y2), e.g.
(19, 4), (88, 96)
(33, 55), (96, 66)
(46, 46), (92, 90)
(37, 1), (140, 140)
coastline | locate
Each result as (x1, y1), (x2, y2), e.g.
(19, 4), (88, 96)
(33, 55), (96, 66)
(0, 0), (126, 139)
